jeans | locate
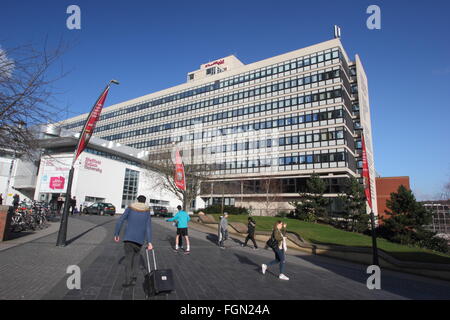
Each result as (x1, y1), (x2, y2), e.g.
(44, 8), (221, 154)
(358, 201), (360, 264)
(219, 229), (228, 247)
(244, 233), (257, 248)
(124, 241), (142, 283)
(267, 246), (286, 275)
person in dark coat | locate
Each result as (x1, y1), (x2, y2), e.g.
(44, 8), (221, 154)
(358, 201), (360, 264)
(0, 193), (3, 205)
(57, 196), (64, 214)
(13, 194), (20, 209)
(70, 196), (77, 215)
(242, 217), (258, 249)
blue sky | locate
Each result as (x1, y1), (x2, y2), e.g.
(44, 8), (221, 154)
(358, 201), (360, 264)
(2, 0), (449, 200)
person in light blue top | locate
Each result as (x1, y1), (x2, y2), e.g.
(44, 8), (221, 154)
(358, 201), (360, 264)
(166, 205), (191, 254)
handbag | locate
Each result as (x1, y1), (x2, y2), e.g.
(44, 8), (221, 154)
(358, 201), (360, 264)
(266, 231), (278, 249)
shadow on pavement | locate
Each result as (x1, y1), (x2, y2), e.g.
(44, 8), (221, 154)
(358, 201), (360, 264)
(292, 254), (450, 299)
(234, 253), (267, 276)
(65, 219), (115, 246)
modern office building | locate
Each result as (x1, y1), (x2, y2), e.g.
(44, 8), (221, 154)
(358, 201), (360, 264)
(61, 37), (378, 216)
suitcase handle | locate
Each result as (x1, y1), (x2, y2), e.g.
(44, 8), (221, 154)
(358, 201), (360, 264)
(145, 248), (157, 272)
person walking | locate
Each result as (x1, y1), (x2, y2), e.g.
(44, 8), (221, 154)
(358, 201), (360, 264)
(0, 193), (3, 205)
(70, 196), (77, 215)
(114, 195), (153, 288)
(261, 221), (289, 281)
(12, 194), (20, 209)
(241, 217), (258, 249)
(56, 196), (64, 215)
(218, 212), (229, 249)
(166, 205), (191, 254)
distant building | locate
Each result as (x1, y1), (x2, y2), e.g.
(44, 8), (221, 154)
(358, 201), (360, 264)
(375, 176), (410, 222)
(422, 200), (450, 235)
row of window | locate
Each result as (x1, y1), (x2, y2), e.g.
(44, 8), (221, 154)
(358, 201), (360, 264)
(205, 151), (347, 171)
(125, 107), (345, 149)
(279, 151), (346, 166)
(93, 69), (341, 134)
(102, 88), (344, 142)
(199, 128), (346, 155)
(278, 130), (344, 146)
(64, 49), (341, 130)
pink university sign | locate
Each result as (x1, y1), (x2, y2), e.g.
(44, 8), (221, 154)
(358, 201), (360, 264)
(49, 176), (65, 190)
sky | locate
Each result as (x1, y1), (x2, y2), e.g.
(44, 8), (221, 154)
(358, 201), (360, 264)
(1, 0), (449, 200)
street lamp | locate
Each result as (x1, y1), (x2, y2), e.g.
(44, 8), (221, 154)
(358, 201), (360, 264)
(56, 80), (119, 247)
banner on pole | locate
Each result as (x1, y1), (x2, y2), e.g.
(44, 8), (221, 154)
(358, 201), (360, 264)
(361, 134), (372, 209)
(174, 149), (186, 191)
(73, 86), (110, 164)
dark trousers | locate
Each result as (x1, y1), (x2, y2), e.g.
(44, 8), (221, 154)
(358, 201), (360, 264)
(124, 241), (142, 283)
(244, 233), (258, 248)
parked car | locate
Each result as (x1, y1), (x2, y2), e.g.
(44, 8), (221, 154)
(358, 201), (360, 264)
(83, 202), (116, 216)
(151, 206), (170, 217)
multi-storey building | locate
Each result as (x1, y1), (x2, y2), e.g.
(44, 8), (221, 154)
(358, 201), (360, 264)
(61, 38), (378, 216)
(422, 201), (450, 235)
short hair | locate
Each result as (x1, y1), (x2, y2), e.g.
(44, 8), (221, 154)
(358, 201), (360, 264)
(137, 195), (146, 203)
(224, 212), (228, 216)
(177, 205), (182, 210)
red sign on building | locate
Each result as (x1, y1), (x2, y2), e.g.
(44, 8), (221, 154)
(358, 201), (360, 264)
(49, 176), (65, 190)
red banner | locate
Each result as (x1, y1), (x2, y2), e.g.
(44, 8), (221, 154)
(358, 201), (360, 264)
(74, 86), (110, 163)
(174, 149), (186, 191)
(361, 134), (372, 209)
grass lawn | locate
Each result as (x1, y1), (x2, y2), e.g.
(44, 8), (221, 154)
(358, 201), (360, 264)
(211, 214), (450, 264)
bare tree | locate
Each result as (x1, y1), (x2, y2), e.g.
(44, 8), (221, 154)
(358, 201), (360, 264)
(261, 178), (283, 216)
(143, 151), (211, 211)
(0, 39), (70, 157)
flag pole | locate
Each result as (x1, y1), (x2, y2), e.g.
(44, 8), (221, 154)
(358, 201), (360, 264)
(56, 80), (119, 247)
(361, 129), (379, 266)
(370, 209), (379, 266)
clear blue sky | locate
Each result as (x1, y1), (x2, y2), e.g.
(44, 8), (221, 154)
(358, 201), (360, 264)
(2, 0), (449, 200)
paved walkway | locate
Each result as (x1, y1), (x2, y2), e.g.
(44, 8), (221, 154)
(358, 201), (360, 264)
(1, 215), (450, 300)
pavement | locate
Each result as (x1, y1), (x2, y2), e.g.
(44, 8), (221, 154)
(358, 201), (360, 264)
(1, 215), (450, 300)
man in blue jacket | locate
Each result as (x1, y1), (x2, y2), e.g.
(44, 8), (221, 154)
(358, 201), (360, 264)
(114, 195), (153, 287)
(166, 205), (190, 254)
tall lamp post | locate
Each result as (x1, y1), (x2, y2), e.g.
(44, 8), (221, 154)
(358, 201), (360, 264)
(56, 80), (119, 247)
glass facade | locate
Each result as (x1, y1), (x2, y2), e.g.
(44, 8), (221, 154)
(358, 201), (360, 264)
(121, 168), (139, 209)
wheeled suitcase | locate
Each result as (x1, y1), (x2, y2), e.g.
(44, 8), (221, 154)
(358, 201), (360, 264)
(145, 249), (174, 296)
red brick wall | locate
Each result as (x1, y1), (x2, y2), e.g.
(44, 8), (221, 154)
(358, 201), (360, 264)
(376, 177), (410, 222)
(0, 206), (13, 241)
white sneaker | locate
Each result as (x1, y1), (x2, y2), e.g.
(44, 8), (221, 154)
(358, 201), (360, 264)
(279, 274), (289, 281)
(261, 264), (267, 275)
